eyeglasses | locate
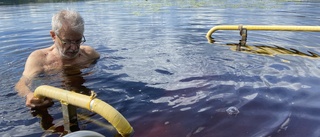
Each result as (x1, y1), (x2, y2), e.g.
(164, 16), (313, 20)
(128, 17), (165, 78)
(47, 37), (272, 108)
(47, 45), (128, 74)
(56, 35), (86, 46)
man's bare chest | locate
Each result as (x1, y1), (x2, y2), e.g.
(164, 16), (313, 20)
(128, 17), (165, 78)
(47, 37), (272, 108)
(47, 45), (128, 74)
(43, 55), (92, 74)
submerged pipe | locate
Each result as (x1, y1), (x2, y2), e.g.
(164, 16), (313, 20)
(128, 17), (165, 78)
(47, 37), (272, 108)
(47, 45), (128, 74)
(206, 25), (320, 43)
(34, 85), (134, 137)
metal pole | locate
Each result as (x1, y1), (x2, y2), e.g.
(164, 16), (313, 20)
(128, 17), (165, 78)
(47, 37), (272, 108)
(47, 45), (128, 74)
(61, 103), (80, 132)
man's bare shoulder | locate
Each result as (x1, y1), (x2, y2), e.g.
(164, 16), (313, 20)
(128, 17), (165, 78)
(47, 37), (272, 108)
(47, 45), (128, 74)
(80, 45), (100, 59)
(22, 48), (51, 76)
(29, 48), (49, 58)
(27, 48), (52, 63)
(26, 47), (53, 67)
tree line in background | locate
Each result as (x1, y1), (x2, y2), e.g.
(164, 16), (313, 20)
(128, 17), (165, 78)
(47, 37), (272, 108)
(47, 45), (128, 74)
(0, 0), (85, 5)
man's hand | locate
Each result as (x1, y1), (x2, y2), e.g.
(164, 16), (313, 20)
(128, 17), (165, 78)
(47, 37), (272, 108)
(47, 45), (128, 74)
(25, 93), (54, 109)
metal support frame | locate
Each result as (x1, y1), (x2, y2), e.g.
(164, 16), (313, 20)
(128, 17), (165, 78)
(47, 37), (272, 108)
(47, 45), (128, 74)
(61, 103), (80, 132)
(238, 25), (247, 51)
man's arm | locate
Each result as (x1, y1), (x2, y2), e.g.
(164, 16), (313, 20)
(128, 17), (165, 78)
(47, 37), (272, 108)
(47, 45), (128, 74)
(15, 76), (33, 97)
(15, 50), (51, 108)
(15, 51), (43, 96)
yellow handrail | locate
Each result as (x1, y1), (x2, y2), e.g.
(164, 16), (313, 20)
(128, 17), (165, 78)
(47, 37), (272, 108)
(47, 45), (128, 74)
(206, 25), (320, 43)
(34, 85), (134, 137)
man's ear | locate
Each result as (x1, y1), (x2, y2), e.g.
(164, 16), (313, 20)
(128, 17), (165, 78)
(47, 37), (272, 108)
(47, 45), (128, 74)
(50, 30), (56, 41)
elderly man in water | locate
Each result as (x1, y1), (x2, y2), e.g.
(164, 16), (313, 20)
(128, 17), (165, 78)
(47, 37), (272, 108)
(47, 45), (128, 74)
(15, 9), (100, 109)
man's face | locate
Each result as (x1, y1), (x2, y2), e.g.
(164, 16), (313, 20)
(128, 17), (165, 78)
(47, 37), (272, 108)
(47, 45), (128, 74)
(56, 27), (83, 59)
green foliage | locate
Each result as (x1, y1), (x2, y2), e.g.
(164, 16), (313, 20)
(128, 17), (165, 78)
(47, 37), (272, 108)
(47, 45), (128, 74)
(0, 0), (86, 5)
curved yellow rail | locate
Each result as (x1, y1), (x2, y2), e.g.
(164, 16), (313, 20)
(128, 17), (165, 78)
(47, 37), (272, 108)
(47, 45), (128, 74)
(206, 25), (320, 43)
(34, 85), (134, 137)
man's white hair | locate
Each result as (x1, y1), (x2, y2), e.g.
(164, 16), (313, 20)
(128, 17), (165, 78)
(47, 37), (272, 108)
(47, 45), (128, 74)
(51, 9), (84, 35)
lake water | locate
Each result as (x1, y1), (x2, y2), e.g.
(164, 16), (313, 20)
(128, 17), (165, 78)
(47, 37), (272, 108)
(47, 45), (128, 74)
(1, 0), (320, 137)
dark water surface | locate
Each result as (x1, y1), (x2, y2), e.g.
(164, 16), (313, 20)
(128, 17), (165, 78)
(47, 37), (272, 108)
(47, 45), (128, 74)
(1, 0), (320, 137)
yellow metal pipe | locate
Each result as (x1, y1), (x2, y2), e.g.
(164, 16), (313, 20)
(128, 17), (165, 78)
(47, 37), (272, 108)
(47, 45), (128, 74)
(34, 85), (134, 137)
(206, 25), (320, 42)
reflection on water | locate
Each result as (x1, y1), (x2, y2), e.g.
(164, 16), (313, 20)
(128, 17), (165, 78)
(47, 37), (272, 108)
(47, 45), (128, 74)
(226, 43), (320, 58)
(207, 32), (320, 59)
(31, 109), (66, 136)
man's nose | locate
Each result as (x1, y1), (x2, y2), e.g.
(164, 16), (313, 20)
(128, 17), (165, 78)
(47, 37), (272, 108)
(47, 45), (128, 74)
(69, 43), (79, 50)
